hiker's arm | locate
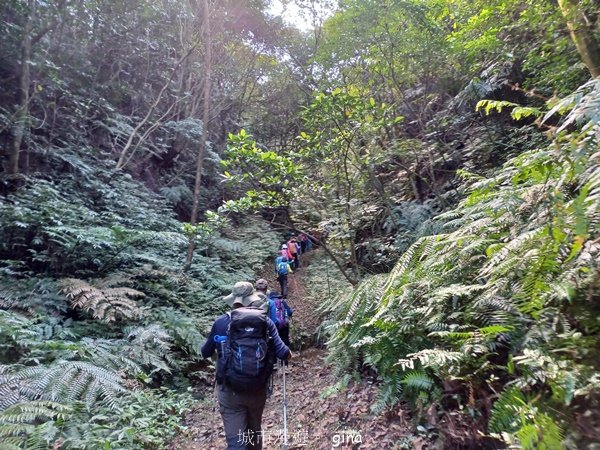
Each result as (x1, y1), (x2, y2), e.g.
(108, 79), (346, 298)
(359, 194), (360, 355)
(267, 318), (290, 360)
(200, 321), (218, 358)
(284, 300), (293, 317)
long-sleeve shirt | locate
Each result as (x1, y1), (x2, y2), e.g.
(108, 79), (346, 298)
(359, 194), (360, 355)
(201, 312), (290, 361)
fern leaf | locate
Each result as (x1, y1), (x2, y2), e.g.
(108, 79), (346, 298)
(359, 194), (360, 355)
(61, 278), (145, 322)
(401, 370), (434, 391)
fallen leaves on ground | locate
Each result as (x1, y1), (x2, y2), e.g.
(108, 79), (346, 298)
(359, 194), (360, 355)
(171, 349), (418, 449)
(169, 251), (423, 449)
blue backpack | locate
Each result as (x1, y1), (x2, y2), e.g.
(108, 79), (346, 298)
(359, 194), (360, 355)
(276, 257), (290, 275)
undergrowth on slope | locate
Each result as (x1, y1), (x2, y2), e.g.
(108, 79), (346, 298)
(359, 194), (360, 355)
(0, 150), (282, 448)
(324, 80), (600, 448)
(301, 250), (353, 347)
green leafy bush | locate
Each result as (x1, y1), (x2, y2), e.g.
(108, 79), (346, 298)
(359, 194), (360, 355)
(0, 143), (284, 448)
(324, 80), (600, 447)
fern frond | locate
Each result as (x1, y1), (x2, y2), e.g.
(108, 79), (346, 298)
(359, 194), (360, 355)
(4, 361), (125, 410)
(371, 372), (403, 414)
(0, 400), (69, 448)
(61, 278), (145, 322)
(489, 386), (525, 433)
(125, 324), (175, 374)
(401, 370), (434, 391)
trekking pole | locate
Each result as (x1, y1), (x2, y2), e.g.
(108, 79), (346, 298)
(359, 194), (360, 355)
(282, 362), (289, 450)
(269, 369), (276, 398)
(212, 378), (217, 413)
(211, 375), (218, 434)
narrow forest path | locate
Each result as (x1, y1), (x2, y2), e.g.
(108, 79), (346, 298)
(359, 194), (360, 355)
(170, 250), (425, 450)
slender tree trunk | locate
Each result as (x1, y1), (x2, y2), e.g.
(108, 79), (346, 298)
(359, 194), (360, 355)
(183, 0), (212, 272)
(558, 0), (600, 78)
(9, 1), (34, 175)
(114, 38), (198, 171)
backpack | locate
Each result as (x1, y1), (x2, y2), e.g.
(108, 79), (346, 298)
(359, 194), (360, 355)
(277, 259), (289, 275)
(287, 241), (297, 256)
(273, 297), (289, 328)
(220, 308), (275, 392)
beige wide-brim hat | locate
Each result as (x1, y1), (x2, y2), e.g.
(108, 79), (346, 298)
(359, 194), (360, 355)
(222, 281), (263, 308)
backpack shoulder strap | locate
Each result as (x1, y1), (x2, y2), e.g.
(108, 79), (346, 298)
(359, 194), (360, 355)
(225, 311), (232, 340)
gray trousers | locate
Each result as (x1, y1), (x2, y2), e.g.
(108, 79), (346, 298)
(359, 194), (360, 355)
(217, 384), (267, 450)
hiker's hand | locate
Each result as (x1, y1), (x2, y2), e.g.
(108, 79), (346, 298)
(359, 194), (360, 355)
(287, 351), (293, 361)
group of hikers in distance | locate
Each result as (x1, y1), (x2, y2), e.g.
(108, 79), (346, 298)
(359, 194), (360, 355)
(201, 233), (313, 449)
(275, 233), (311, 297)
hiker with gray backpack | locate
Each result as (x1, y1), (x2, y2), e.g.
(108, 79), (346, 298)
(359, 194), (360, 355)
(201, 282), (291, 450)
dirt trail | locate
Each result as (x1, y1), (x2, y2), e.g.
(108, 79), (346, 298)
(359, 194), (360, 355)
(170, 251), (422, 449)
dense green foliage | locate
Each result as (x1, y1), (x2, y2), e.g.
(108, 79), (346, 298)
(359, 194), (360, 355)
(293, 1), (600, 447)
(1, 0), (600, 448)
(0, 2), (288, 447)
(324, 80), (600, 447)
(0, 156), (282, 447)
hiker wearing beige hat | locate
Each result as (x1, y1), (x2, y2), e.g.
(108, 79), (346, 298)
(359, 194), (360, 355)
(222, 281), (264, 308)
(201, 281), (291, 449)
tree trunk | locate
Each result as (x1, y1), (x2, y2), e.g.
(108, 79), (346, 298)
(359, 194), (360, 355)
(558, 0), (600, 78)
(9, 1), (34, 175)
(183, 0), (212, 272)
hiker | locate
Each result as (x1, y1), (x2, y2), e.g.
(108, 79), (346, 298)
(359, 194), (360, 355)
(281, 243), (292, 260)
(201, 282), (291, 450)
(299, 233), (309, 254)
(293, 237), (302, 259)
(287, 236), (300, 269)
(267, 292), (293, 348)
(255, 278), (269, 297)
(254, 278), (270, 312)
(274, 250), (292, 297)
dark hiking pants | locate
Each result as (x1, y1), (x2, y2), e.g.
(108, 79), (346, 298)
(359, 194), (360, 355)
(278, 325), (290, 347)
(217, 384), (267, 450)
(277, 274), (288, 297)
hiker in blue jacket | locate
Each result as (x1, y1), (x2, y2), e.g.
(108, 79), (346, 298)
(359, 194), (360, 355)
(201, 282), (291, 450)
(274, 249), (292, 297)
(267, 292), (293, 348)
